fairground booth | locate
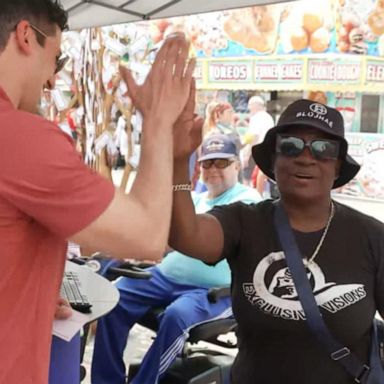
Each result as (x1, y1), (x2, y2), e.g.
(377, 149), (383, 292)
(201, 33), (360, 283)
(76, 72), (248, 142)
(53, 0), (384, 210)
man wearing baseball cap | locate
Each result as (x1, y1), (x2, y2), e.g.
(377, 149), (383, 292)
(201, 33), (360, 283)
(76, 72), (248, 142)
(169, 98), (384, 383)
(92, 133), (261, 384)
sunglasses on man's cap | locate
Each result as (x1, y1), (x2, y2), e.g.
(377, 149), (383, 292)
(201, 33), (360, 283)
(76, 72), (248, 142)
(276, 135), (340, 161)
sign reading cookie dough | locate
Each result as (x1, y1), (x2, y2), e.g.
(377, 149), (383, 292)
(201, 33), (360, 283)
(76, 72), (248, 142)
(208, 61), (253, 83)
(307, 59), (361, 84)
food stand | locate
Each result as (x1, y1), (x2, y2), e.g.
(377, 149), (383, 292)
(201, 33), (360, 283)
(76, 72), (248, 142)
(48, 0), (384, 205)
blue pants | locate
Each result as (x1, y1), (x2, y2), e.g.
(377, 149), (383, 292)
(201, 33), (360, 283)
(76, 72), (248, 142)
(49, 333), (80, 384)
(91, 267), (232, 384)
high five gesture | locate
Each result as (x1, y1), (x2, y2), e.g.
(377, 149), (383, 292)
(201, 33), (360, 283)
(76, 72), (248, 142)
(120, 33), (196, 128)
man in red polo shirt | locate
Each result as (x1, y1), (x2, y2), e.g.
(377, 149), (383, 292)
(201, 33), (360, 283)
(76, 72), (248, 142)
(0, 1), (195, 382)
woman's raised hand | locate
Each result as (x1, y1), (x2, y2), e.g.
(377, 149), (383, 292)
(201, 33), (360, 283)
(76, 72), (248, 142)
(173, 79), (204, 161)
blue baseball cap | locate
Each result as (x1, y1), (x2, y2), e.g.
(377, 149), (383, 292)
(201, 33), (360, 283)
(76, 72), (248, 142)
(198, 133), (238, 162)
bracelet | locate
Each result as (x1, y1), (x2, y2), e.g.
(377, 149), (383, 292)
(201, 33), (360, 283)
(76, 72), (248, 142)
(172, 183), (192, 192)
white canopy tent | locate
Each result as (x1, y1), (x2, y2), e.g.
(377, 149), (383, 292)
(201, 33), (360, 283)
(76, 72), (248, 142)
(62, 0), (294, 30)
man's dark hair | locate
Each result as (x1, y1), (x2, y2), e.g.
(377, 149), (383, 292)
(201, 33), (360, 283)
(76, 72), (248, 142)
(0, 0), (68, 51)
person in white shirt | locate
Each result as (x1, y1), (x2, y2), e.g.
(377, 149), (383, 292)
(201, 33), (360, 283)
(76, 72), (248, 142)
(241, 96), (274, 188)
(248, 96), (274, 144)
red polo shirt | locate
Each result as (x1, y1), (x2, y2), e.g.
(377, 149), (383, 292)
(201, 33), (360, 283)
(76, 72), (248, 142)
(0, 88), (114, 383)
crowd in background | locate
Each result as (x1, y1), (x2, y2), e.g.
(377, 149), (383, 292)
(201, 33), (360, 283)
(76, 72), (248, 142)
(192, 94), (277, 199)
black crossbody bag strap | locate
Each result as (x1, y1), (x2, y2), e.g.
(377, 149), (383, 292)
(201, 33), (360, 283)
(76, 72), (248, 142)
(274, 202), (371, 383)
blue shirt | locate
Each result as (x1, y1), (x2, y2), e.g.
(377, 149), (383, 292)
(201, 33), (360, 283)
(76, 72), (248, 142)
(158, 183), (261, 288)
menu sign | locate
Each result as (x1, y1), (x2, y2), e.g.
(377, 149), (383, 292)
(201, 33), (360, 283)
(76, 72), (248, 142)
(194, 61), (204, 86)
(366, 60), (384, 84)
(307, 59), (361, 84)
(254, 59), (304, 83)
(208, 61), (253, 83)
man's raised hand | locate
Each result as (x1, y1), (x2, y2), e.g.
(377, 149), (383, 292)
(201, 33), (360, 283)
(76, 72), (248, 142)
(120, 33), (196, 128)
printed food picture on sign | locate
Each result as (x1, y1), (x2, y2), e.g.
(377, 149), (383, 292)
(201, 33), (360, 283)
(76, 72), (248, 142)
(336, 0), (384, 55)
(149, 13), (230, 57)
(359, 142), (384, 198)
(278, 0), (335, 54)
(221, 6), (282, 54)
(336, 133), (384, 200)
(332, 92), (359, 132)
(148, 5), (283, 57)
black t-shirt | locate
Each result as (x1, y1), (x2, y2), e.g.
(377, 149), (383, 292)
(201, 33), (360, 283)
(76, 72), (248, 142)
(210, 200), (384, 384)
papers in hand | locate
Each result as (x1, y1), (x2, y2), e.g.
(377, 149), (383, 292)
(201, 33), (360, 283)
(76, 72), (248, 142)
(52, 310), (89, 342)
(94, 131), (113, 154)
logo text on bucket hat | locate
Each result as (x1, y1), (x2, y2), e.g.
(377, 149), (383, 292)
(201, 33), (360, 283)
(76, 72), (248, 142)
(309, 103), (327, 115)
(295, 103), (334, 128)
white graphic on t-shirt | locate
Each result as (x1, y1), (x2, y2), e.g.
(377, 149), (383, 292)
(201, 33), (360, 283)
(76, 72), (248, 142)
(243, 252), (367, 321)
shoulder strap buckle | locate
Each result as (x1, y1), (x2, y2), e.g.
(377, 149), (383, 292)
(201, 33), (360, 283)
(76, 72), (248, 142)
(331, 347), (350, 361)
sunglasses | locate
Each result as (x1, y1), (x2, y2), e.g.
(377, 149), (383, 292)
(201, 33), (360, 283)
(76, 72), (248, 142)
(29, 24), (69, 74)
(201, 158), (235, 169)
(276, 135), (340, 160)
